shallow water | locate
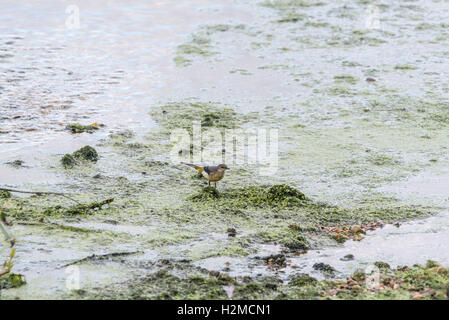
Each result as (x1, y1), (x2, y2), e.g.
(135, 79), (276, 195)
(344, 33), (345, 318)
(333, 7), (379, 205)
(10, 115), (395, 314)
(1, 0), (449, 298)
(293, 209), (449, 279)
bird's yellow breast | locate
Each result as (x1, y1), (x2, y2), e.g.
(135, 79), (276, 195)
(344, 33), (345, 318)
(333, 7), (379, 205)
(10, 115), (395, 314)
(202, 171), (224, 182)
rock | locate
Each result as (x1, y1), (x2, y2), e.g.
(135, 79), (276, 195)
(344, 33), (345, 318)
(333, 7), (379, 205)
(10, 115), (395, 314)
(366, 77), (376, 82)
(422, 288), (436, 297)
(350, 225), (364, 234)
(5, 160), (25, 167)
(334, 233), (348, 243)
(347, 279), (358, 286)
(412, 292), (423, 299)
(340, 254), (354, 261)
(227, 228), (237, 237)
(313, 263), (336, 275)
(209, 270), (220, 277)
(266, 254), (287, 268)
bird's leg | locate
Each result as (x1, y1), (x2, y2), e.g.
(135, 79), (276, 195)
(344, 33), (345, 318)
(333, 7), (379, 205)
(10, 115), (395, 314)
(208, 181), (210, 187)
(214, 182), (217, 188)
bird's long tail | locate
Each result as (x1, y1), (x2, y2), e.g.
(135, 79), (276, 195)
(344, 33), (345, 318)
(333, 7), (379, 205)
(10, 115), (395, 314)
(181, 162), (203, 173)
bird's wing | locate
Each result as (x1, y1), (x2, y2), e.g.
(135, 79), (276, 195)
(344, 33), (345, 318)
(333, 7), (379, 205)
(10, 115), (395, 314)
(203, 166), (218, 175)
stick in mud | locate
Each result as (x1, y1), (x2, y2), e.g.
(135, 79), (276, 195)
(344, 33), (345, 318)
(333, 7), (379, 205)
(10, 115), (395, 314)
(0, 187), (81, 204)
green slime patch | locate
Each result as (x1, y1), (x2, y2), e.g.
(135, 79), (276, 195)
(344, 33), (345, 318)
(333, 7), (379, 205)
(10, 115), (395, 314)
(61, 145), (99, 169)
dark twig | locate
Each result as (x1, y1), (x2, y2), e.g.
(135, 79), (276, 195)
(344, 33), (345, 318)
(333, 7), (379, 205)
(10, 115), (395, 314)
(0, 187), (81, 204)
(61, 251), (142, 268)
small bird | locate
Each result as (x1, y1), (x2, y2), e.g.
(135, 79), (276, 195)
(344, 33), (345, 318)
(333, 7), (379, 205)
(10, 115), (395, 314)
(182, 163), (229, 188)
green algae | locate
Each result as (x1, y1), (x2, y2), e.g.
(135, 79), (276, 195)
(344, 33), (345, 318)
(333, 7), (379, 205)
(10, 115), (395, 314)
(334, 74), (358, 85)
(73, 258), (449, 300)
(173, 23), (248, 67)
(0, 190), (11, 199)
(73, 146), (98, 162)
(3, 1), (449, 301)
(261, 0), (326, 9)
(151, 102), (244, 133)
(61, 145), (99, 169)
(1, 196), (115, 221)
(65, 123), (102, 134)
(0, 273), (26, 290)
(43, 198), (114, 216)
(184, 183), (434, 250)
(174, 40), (215, 66)
(313, 262), (336, 276)
(321, 261), (449, 300)
(173, 55), (191, 67)
(394, 64), (417, 70)
(71, 260), (280, 300)
(229, 68), (253, 76)
(276, 13), (307, 23)
(189, 185), (306, 209)
(266, 184), (306, 202)
(289, 274), (318, 287)
(257, 227), (310, 250)
(0, 249), (25, 290)
(177, 44), (215, 57)
(203, 24), (245, 35)
(61, 154), (76, 169)
(367, 154), (399, 166)
(304, 21), (329, 28)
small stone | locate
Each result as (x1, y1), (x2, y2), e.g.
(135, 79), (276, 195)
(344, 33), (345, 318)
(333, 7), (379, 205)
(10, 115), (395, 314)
(353, 234), (365, 241)
(350, 225), (363, 234)
(340, 254), (354, 261)
(328, 289), (337, 296)
(227, 228), (237, 237)
(347, 279), (357, 286)
(412, 292), (423, 299)
(366, 77), (376, 82)
(209, 270), (220, 277)
(422, 288), (436, 297)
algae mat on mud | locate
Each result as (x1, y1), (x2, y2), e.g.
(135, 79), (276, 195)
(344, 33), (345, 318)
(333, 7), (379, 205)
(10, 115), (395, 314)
(0, 97), (441, 299)
(2, 0), (449, 300)
(72, 259), (449, 300)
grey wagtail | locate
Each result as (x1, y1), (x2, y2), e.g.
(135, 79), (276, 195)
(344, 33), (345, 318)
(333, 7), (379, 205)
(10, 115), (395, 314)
(182, 163), (229, 187)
